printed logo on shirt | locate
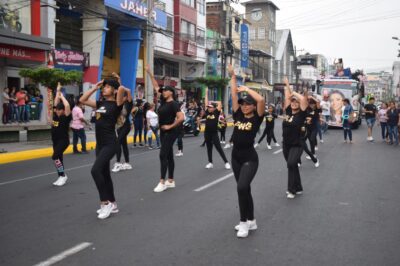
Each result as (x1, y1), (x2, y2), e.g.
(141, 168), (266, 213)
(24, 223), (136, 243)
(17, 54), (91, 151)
(52, 120), (59, 127)
(96, 106), (107, 120)
(234, 121), (253, 131)
(285, 115), (294, 123)
(267, 116), (273, 122)
(306, 117), (312, 124)
(207, 115), (215, 120)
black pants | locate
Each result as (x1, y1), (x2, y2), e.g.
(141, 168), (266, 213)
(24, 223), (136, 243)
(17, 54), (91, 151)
(160, 130), (178, 180)
(258, 127), (277, 145)
(205, 131), (228, 163)
(232, 150), (259, 222)
(72, 128), (87, 152)
(91, 144), (117, 202)
(52, 138), (69, 177)
(134, 119), (143, 144)
(301, 135), (317, 163)
(116, 125), (130, 163)
(306, 127), (317, 154)
(177, 129), (184, 151)
(220, 128), (226, 141)
(283, 144), (303, 194)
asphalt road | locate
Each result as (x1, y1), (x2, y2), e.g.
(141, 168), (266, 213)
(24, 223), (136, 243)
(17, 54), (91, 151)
(1, 122), (400, 266)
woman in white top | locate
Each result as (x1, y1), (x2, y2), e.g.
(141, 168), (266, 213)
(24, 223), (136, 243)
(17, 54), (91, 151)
(146, 103), (160, 149)
(377, 103), (388, 142)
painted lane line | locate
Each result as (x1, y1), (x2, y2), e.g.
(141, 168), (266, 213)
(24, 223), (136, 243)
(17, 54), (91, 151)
(33, 242), (93, 266)
(0, 138), (205, 187)
(194, 173), (234, 192)
(273, 149), (283, 154)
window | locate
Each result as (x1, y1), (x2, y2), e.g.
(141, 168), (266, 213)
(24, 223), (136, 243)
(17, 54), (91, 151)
(181, 20), (196, 41)
(197, 28), (205, 46)
(181, 0), (195, 8)
(165, 61), (180, 78)
(154, 60), (163, 76)
(234, 19), (240, 33)
(250, 28), (256, 40)
(197, 0), (205, 15)
(258, 27), (265, 40)
(269, 8), (274, 23)
(167, 15), (173, 35)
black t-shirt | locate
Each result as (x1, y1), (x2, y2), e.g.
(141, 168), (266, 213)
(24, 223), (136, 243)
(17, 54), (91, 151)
(364, 104), (377, 119)
(387, 109), (399, 126)
(122, 101), (133, 126)
(204, 110), (220, 132)
(265, 113), (277, 128)
(95, 101), (122, 146)
(305, 107), (321, 130)
(232, 109), (264, 150)
(51, 113), (72, 141)
(158, 100), (180, 131)
(134, 105), (144, 120)
(282, 106), (307, 146)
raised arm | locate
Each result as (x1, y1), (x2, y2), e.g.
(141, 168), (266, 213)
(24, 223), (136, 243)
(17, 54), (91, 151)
(204, 87), (209, 107)
(116, 86), (128, 106)
(54, 82), (62, 107)
(112, 72), (121, 84)
(283, 77), (293, 110)
(216, 101), (222, 112)
(228, 64), (239, 113)
(292, 90), (308, 111)
(238, 86), (265, 117)
(80, 80), (103, 108)
(145, 65), (160, 98)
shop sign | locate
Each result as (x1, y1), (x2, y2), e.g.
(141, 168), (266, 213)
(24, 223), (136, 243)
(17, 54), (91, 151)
(49, 49), (89, 68)
(240, 24), (249, 68)
(104, 0), (167, 29)
(0, 43), (45, 62)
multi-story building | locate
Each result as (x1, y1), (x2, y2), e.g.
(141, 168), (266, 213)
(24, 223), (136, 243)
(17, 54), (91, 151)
(392, 61), (400, 99)
(297, 53), (329, 76)
(365, 71), (393, 102)
(244, 0), (278, 85)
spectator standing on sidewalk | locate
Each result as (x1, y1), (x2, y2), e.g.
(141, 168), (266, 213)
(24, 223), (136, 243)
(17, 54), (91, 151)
(146, 103), (161, 149)
(320, 93), (331, 136)
(2, 87), (10, 124)
(377, 102), (388, 142)
(71, 98), (88, 154)
(387, 101), (399, 146)
(51, 82), (72, 187)
(15, 88), (26, 123)
(364, 97), (378, 142)
(8, 87), (17, 123)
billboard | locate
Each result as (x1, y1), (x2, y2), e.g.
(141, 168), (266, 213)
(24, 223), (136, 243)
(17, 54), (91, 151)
(240, 24), (249, 68)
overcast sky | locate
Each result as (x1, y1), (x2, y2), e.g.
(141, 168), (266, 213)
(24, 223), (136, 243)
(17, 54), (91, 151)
(231, 0), (400, 72)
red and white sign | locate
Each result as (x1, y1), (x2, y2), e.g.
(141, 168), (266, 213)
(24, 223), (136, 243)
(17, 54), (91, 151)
(0, 43), (45, 62)
(52, 49), (88, 67)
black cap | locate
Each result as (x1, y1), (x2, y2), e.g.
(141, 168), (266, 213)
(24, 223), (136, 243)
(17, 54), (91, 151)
(159, 86), (175, 93)
(55, 103), (65, 110)
(238, 95), (256, 105)
(103, 79), (120, 90)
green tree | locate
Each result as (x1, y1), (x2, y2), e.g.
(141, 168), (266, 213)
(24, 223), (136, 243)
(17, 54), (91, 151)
(19, 68), (83, 90)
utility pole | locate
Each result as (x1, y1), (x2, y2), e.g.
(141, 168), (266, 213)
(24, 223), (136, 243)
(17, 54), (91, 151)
(223, 0), (232, 113)
(145, 0), (154, 103)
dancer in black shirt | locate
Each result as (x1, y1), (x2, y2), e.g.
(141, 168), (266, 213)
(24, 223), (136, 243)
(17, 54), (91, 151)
(51, 82), (72, 187)
(203, 88), (230, 170)
(255, 105), (279, 150)
(145, 65), (184, 193)
(80, 78), (128, 219)
(228, 64), (265, 238)
(281, 77), (309, 199)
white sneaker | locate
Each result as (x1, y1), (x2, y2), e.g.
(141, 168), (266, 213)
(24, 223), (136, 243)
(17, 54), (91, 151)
(153, 182), (167, 193)
(320, 139), (324, 143)
(224, 144), (231, 149)
(275, 142), (280, 147)
(221, 141), (225, 144)
(97, 202), (115, 219)
(97, 203), (119, 214)
(306, 155), (311, 160)
(315, 146), (319, 151)
(236, 222), (250, 238)
(254, 143), (259, 148)
(297, 163), (301, 167)
(235, 219), (258, 231)
(175, 151), (183, 157)
(315, 159), (320, 168)
(112, 163), (123, 173)
(296, 191), (303, 195)
(267, 145), (272, 150)
(225, 162), (231, 170)
(122, 163), (132, 170)
(165, 180), (176, 189)
(287, 192), (296, 199)
(53, 175), (68, 186)
(205, 163), (214, 169)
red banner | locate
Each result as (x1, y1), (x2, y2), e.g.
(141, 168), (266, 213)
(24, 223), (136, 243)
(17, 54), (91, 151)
(0, 43), (45, 62)
(50, 49), (89, 67)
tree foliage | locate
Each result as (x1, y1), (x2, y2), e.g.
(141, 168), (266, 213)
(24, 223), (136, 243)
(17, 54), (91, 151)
(195, 76), (229, 89)
(19, 68), (83, 90)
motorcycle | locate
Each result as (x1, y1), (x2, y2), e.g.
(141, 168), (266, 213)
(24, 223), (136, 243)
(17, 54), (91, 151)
(0, 5), (22, 33)
(183, 116), (200, 136)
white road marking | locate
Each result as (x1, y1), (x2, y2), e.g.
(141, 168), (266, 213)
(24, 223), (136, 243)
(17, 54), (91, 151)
(194, 173), (234, 192)
(273, 149), (283, 154)
(0, 138), (204, 187)
(33, 242), (93, 266)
